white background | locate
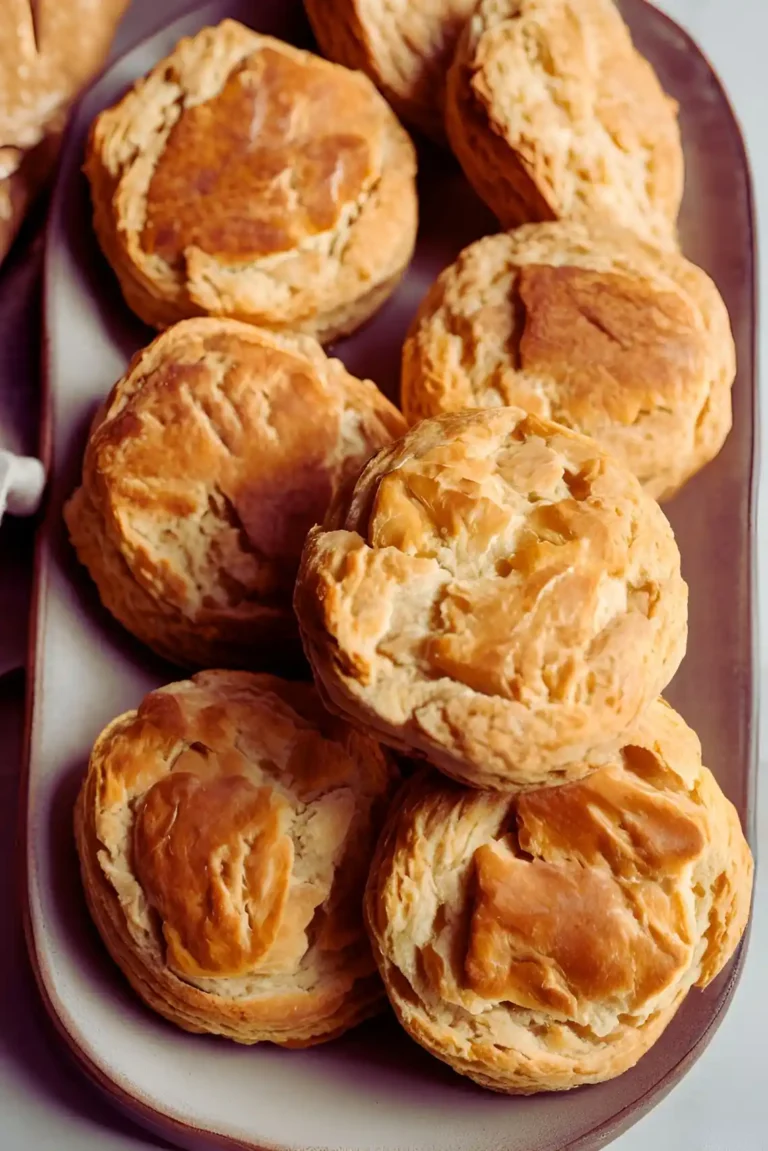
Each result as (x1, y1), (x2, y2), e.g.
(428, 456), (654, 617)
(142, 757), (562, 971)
(0, 1), (765, 1149)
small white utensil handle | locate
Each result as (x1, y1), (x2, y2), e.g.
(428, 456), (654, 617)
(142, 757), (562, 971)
(0, 451), (45, 521)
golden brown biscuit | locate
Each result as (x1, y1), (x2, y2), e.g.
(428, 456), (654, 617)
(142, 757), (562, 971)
(75, 671), (399, 1045)
(85, 20), (418, 339)
(303, 0), (476, 142)
(402, 222), (736, 501)
(0, 0), (128, 266)
(445, 0), (683, 246)
(64, 318), (405, 670)
(366, 699), (753, 1092)
(294, 407), (688, 791)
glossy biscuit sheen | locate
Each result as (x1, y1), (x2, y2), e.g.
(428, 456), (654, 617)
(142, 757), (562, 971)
(294, 407), (688, 791)
(64, 318), (405, 670)
(402, 221), (736, 500)
(85, 20), (418, 339)
(445, 0), (683, 246)
(365, 700), (753, 1092)
(75, 671), (400, 1045)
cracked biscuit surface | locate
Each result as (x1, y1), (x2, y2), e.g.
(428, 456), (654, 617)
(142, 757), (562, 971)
(303, 0), (476, 142)
(64, 318), (405, 670)
(402, 222), (736, 501)
(294, 407), (688, 791)
(445, 0), (683, 246)
(365, 699), (753, 1092)
(75, 670), (399, 1045)
(85, 20), (418, 340)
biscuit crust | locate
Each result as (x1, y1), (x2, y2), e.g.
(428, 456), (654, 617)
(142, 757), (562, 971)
(85, 20), (418, 340)
(445, 0), (683, 246)
(402, 222), (736, 500)
(365, 699), (753, 1091)
(75, 670), (399, 1045)
(0, 0), (129, 265)
(303, 0), (476, 142)
(294, 407), (688, 791)
(64, 318), (405, 670)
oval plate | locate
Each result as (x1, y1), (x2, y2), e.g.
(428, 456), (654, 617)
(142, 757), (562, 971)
(24, 1), (757, 1149)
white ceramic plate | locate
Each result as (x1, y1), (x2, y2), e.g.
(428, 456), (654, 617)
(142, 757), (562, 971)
(24, 2), (757, 1149)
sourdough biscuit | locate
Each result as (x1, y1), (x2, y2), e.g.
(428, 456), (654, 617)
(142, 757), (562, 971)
(366, 699), (753, 1092)
(445, 0), (683, 246)
(303, 0), (476, 142)
(85, 20), (418, 339)
(294, 407), (688, 791)
(402, 222), (735, 500)
(64, 318), (405, 670)
(75, 671), (399, 1045)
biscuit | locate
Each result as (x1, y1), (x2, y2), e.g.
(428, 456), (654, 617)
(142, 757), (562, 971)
(64, 318), (406, 670)
(402, 221), (735, 500)
(294, 407), (688, 791)
(445, 0), (683, 246)
(303, 0), (476, 142)
(365, 699), (753, 1092)
(84, 20), (418, 340)
(0, 0), (128, 266)
(74, 671), (399, 1045)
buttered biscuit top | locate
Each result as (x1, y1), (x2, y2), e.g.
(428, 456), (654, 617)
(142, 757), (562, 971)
(294, 408), (688, 791)
(365, 700), (753, 1091)
(85, 21), (418, 339)
(64, 318), (405, 670)
(402, 222), (736, 501)
(74, 671), (398, 1045)
(142, 40), (378, 265)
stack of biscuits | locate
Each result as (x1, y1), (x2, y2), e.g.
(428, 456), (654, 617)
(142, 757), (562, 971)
(69, 3), (752, 1097)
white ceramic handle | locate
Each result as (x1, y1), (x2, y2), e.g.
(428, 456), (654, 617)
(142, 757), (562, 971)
(0, 450), (46, 521)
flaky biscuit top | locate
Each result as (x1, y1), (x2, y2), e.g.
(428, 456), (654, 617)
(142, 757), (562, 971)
(93, 23), (393, 268)
(295, 407), (688, 790)
(401, 222), (736, 500)
(72, 318), (404, 647)
(86, 672), (397, 990)
(141, 39), (381, 267)
(365, 699), (753, 1092)
(446, 0), (683, 244)
(84, 20), (418, 337)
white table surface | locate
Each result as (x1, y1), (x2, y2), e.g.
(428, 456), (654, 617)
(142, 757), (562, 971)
(0, 0), (765, 1148)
